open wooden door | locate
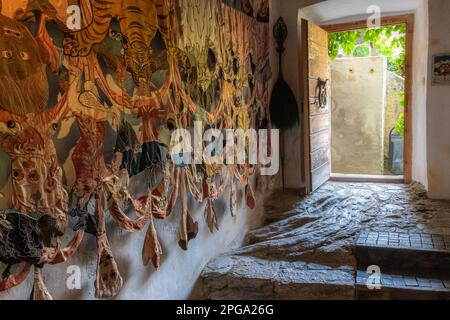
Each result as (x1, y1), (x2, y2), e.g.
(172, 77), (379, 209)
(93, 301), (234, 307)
(301, 19), (331, 194)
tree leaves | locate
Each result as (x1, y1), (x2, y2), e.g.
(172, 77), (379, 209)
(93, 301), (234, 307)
(395, 113), (405, 137)
(328, 24), (406, 76)
(328, 31), (360, 59)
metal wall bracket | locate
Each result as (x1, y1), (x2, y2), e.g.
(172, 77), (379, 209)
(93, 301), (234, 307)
(315, 78), (328, 109)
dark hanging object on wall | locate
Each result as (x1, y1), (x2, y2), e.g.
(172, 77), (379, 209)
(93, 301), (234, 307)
(139, 141), (166, 173)
(113, 122), (167, 178)
(269, 17), (299, 130)
(316, 78), (329, 109)
(114, 121), (141, 177)
(0, 211), (45, 272)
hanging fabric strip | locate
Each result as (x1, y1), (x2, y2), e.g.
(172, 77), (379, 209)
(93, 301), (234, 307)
(45, 230), (85, 265)
(178, 168), (198, 250)
(142, 212), (163, 269)
(94, 190), (123, 299)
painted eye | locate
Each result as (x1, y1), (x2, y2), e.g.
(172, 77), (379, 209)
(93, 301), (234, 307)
(28, 170), (40, 183)
(12, 170), (24, 181)
(20, 52), (31, 61)
(1, 50), (12, 59)
(7, 120), (15, 128)
(3, 27), (21, 38)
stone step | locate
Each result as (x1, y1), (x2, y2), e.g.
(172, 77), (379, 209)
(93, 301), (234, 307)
(198, 255), (355, 300)
(355, 231), (450, 277)
(356, 270), (450, 300)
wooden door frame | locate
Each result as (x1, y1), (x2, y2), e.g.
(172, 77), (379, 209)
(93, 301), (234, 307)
(302, 14), (414, 193)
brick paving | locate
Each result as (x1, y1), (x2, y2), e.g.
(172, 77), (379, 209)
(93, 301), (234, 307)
(357, 231), (450, 251)
(356, 270), (450, 290)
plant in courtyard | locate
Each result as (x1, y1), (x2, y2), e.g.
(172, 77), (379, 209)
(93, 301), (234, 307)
(395, 113), (405, 137)
(329, 31), (360, 59)
(329, 24), (406, 76)
(398, 92), (405, 107)
(352, 44), (371, 57)
(394, 92), (405, 137)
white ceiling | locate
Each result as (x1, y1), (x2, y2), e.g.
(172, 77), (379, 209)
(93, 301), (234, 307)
(301, 0), (423, 24)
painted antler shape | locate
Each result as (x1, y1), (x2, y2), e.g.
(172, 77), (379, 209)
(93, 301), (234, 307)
(0, 263), (31, 291)
(47, 230), (85, 265)
(104, 174), (150, 232)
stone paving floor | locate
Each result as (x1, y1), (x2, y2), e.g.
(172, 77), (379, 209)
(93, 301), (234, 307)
(356, 231), (450, 250)
(197, 182), (450, 299)
(355, 270), (450, 290)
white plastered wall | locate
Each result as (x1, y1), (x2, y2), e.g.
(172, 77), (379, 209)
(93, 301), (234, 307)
(270, 0), (429, 190)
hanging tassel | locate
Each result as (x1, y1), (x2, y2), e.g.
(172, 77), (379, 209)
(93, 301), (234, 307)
(142, 215), (163, 269)
(204, 199), (219, 233)
(178, 169), (198, 251)
(178, 210), (199, 251)
(186, 213), (198, 241)
(246, 184), (256, 210)
(33, 267), (53, 300)
(95, 192), (123, 299)
(230, 177), (237, 217)
(178, 214), (195, 251)
(95, 236), (123, 299)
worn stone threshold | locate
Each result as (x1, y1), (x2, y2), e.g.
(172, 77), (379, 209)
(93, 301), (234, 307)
(198, 255), (355, 300)
(330, 173), (404, 184)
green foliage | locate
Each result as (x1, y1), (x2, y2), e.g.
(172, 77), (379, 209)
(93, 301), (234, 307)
(395, 113), (405, 137)
(328, 24), (406, 76)
(328, 31), (360, 60)
(398, 92), (405, 107)
(390, 93), (405, 136)
(352, 44), (370, 57)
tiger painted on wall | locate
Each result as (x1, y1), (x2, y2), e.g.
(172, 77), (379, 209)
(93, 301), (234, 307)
(63, 0), (190, 86)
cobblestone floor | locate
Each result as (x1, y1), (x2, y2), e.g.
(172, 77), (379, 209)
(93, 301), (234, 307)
(243, 182), (450, 267)
(198, 182), (450, 299)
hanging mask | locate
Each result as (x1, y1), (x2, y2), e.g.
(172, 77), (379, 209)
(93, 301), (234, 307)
(0, 14), (48, 116)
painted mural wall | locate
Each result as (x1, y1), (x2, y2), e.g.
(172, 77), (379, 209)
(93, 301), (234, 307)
(0, 0), (271, 299)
